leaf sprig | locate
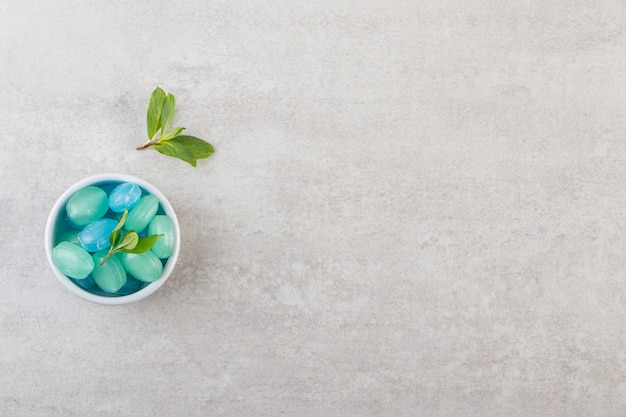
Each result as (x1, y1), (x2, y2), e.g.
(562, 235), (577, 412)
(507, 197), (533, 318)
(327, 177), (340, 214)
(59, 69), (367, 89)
(99, 209), (162, 266)
(137, 87), (215, 167)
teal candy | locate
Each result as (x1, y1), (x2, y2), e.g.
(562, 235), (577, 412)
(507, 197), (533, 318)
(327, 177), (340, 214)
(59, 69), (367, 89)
(115, 275), (145, 295)
(71, 275), (97, 291)
(148, 215), (174, 258)
(125, 195), (159, 233)
(65, 186), (108, 226)
(121, 251), (163, 283)
(58, 229), (80, 245)
(52, 242), (94, 279)
(92, 250), (127, 293)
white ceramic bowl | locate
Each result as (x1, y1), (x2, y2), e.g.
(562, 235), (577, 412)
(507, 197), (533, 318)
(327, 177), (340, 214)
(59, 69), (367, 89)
(45, 173), (180, 305)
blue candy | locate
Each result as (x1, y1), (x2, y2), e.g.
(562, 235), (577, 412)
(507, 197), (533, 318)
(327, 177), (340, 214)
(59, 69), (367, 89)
(78, 218), (118, 252)
(108, 183), (142, 213)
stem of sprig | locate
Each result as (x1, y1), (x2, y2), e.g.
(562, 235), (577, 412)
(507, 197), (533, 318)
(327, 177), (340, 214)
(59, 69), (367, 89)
(136, 140), (158, 150)
(100, 251), (115, 266)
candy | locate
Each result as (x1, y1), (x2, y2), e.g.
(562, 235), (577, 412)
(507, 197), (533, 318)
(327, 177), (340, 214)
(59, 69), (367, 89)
(148, 215), (174, 258)
(91, 250), (127, 293)
(108, 182), (142, 213)
(115, 276), (145, 295)
(125, 195), (159, 233)
(70, 275), (97, 291)
(121, 251), (163, 283)
(65, 186), (108, 226)
(57, 229), (80, 245)
(78, 218), (118, 252)
(52, 181), (174, 297)
(52, 242), (94, 279)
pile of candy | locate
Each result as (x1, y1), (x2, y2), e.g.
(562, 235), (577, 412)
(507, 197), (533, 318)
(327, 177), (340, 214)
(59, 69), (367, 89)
(51, 182), (174, 296)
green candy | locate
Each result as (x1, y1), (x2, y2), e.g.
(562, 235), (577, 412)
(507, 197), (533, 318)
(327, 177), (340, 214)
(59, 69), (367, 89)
(66, 186), (108, 226)
(52, 242), (94, 279)
(92, 250), (127, 293)
(147, 215), (174, 258)
(125, 195), (159, 233)
(57, 229), (80, 245)
(121, 251), (163, 283)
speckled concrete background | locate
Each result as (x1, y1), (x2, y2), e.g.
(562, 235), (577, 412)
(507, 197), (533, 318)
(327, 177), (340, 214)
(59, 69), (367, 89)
(2, 1), (626, 415)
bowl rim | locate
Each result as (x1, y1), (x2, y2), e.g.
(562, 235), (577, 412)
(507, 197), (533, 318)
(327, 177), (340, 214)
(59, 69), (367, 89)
(45, 173), (181, 305)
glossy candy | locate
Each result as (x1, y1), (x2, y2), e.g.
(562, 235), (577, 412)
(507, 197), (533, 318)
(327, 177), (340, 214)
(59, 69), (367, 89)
(52, 242), (94, 279)
(148, 215), (174, 258)
(53, 182), (174, 297)
(121, 251), (163, 282)
(78, 218), (118, 252)
(65, 186), (108, 226)
(70, 275), (97, 291)
(92, 250), (127, 293)
(108, 183), (142, 213)
(125, 195), (159, 233)
(58, 229), (80, 245)
(115, 276), (145, 295)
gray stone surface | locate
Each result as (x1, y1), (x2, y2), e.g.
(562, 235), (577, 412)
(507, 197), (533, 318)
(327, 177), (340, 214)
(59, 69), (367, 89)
(2, 0), (626, 415)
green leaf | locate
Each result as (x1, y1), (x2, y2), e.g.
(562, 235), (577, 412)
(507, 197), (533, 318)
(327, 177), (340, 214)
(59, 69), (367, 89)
(140, 88), (215, 167)
(154, 140), (198, 167)
(110, 229), (121, 248)
(109, 209), (128, 247)
(116, 230), (139, 251)
(159, 127), (185, 142)
(121, 234), (161, 254)
(170, 135), (214, 159)
(160, 93), (176, 133)
(147, 87), (166, 139)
